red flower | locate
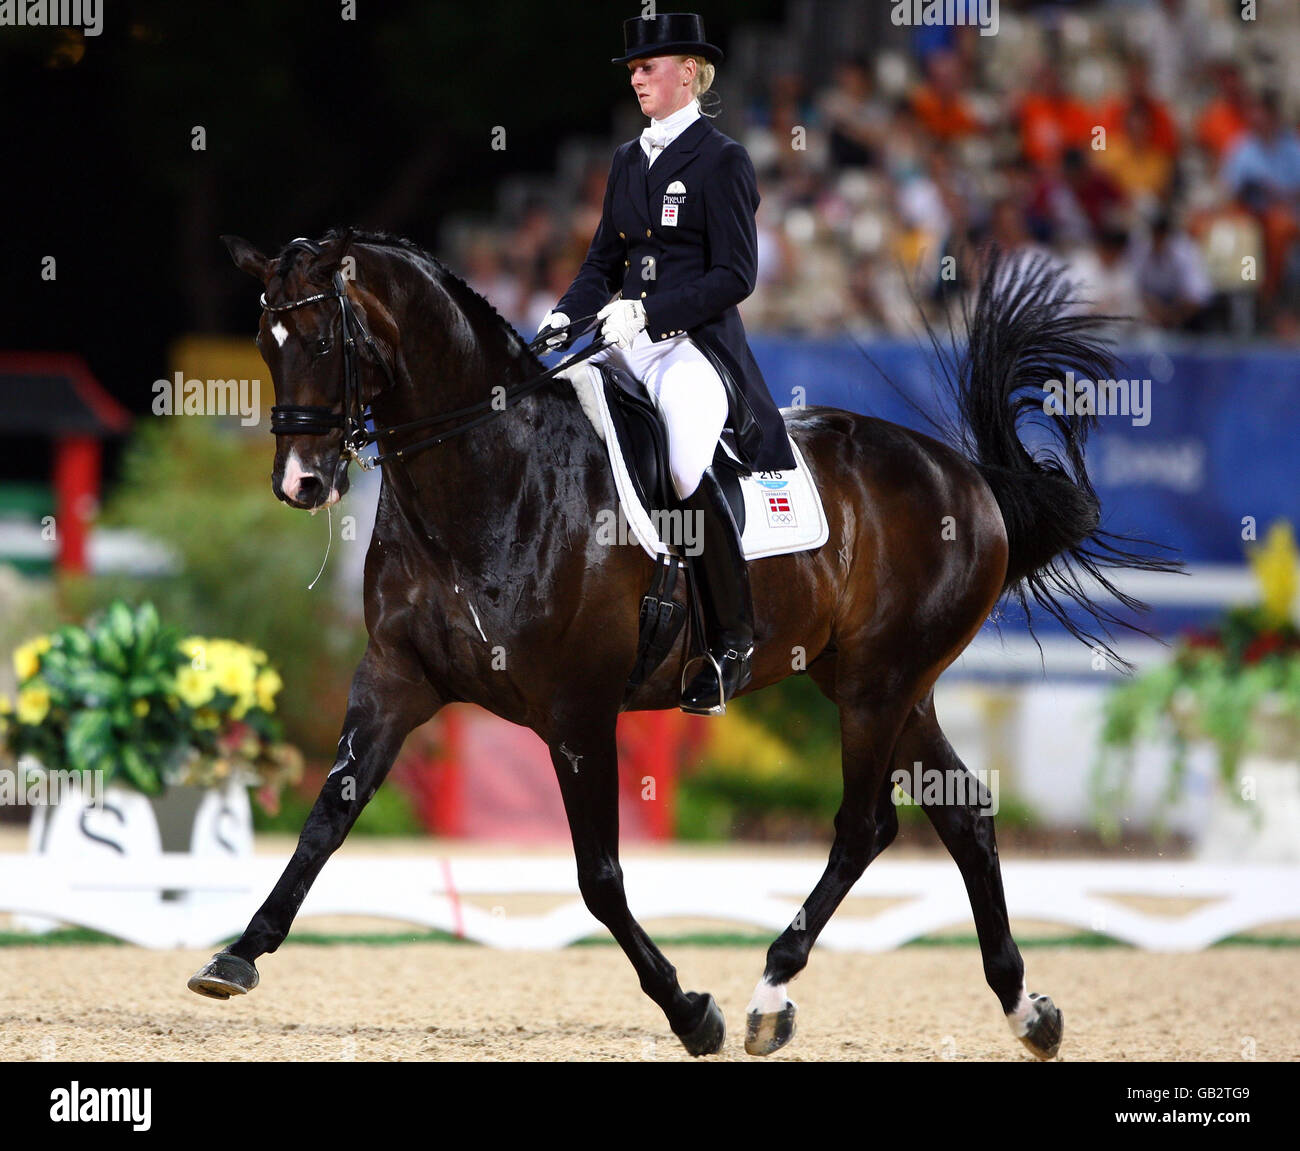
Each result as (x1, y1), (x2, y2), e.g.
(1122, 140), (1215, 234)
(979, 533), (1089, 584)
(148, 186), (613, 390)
(1243, 632), (1285, 664)
(217, 722), (252, 752)
(256, 784), (280, 816)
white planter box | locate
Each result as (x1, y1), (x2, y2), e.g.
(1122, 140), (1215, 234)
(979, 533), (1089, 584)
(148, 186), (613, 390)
(18, 777), (253, 934)
(1197, 757), (1300, 863)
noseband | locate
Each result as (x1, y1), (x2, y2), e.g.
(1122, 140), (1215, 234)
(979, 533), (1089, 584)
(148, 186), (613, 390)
(261, 237), (610, 471)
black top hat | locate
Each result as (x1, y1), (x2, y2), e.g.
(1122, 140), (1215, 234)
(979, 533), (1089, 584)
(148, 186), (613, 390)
(611, 12), (724, 65)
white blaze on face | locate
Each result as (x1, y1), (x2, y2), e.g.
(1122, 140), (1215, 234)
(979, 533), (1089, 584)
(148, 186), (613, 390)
(271, 321), (289, 347)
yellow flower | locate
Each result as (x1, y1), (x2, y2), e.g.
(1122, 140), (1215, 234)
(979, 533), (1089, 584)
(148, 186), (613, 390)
(0, 695), (11, 715)
(12, 635), (51, 682)
(1249, 520), (1298, 627)
(214, 656), (255, 700)
(255, 668), (283, 712)
(16, 684), (51, 725)
(192, 640), (250, 702)
(178, 637), (275, 718)
(176, 665), (215, 708)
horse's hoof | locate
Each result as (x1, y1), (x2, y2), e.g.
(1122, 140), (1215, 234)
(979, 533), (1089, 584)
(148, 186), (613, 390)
(188, 949), (259, 1000)
(745, 1001), (797, 1056)
(1018, 993), (1063, 1060)
(675, 992), (726, 1057)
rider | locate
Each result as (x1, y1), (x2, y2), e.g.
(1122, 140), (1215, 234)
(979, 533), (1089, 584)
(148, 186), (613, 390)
(539, 11), (796, 716)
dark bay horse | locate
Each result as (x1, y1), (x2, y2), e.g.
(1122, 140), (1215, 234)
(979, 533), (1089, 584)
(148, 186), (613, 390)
(189, 230), (1168, 1059)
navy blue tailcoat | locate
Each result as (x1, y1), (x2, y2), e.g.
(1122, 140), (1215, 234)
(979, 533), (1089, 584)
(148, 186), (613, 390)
(556, 115), (796, 472)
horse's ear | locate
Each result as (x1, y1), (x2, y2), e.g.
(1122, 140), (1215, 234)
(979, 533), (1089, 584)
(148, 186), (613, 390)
(222, 235), (271, 281)
(310, 227), (356, 279)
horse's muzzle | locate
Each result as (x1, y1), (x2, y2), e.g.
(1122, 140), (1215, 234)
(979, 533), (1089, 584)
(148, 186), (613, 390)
(275, 452), (350, 509)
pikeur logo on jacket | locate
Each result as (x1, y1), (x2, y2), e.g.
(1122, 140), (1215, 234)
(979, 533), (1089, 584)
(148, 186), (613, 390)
(557, 116), (796, 472)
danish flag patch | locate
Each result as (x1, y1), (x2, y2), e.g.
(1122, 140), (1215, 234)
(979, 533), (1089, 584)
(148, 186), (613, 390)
(765, 492), (796, 527)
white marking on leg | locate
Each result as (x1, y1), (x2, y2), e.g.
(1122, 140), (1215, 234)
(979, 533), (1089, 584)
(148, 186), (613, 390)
(747, 977), (789, 1016)
(271, 321), (289, 347)
(466, 601), (487, 642)
(1006, 983), (1034, 1037)
(327, 730), (356, 777)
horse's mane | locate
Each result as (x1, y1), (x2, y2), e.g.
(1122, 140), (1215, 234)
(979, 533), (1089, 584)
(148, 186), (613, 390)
(276, 227), (543, 371)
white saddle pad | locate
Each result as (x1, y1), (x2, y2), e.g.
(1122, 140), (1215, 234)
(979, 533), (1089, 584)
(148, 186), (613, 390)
(560, 360), (829, 561)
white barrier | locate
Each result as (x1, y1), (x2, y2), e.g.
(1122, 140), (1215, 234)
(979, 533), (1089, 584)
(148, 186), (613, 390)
(1, 855), (1296, 951)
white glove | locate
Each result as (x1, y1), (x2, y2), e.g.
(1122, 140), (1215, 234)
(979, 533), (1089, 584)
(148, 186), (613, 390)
(597, 299), (646, 350)
(537, 310), (570, 350)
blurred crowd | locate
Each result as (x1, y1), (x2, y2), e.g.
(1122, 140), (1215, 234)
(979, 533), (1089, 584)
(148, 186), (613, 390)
(452, 1), (1300, 342)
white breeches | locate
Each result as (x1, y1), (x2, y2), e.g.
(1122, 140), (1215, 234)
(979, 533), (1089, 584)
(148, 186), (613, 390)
(592, 329), (728, 500)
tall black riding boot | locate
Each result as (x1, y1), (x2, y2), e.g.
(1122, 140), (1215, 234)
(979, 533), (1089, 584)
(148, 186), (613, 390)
(679, 466), (754, 716)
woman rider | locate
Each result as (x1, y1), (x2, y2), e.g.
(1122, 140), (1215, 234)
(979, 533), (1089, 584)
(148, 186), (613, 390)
(539, 12), (796, 716)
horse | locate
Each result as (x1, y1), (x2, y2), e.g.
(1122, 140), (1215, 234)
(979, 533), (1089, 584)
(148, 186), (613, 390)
(189, 229), (1170, 1059)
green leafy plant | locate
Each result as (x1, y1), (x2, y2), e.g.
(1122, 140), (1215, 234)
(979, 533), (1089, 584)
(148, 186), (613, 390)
(81, 418), (367, 760)
(0, 600), (302, 806)
(1093, 522), (1300, 838)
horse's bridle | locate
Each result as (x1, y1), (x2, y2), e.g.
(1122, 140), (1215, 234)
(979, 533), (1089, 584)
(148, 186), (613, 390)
(262, 261), (395, 467)
(261, 237), (609, 471)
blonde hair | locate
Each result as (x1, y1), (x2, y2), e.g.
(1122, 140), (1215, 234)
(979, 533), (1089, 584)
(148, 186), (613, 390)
(679, 55), (718, 115)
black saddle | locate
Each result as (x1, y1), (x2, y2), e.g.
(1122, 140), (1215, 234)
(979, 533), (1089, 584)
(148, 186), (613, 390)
(597, 363), (749, 709)
(599, 364), (747, 533)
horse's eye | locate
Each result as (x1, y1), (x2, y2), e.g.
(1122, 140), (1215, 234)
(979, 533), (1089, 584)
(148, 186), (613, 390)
(313, 338), (331, 356)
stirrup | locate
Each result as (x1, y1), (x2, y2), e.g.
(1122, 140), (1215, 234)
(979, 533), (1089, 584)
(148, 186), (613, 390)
(679, 644), (753, 716)
(680, 651), (726, 715)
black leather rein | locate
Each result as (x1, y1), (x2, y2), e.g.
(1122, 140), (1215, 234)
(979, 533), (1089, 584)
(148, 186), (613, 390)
(261, 242), (607, 471)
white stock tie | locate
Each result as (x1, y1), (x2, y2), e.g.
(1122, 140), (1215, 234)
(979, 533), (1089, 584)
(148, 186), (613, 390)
(640, 123), (674, 161)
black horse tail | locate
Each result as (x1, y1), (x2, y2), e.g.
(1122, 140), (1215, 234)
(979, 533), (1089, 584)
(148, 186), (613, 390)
(930, 249), (1180, 670)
